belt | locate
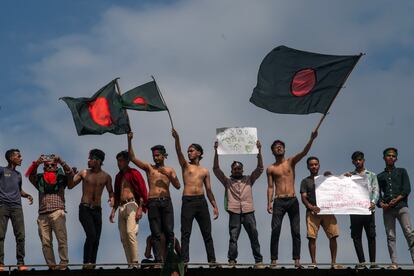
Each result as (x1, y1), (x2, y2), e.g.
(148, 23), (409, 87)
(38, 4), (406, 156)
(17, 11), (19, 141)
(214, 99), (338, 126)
(148, 197), (170, 201)
(120, 198), (135, 206)
(80, 203), (101, 210)
(275, 193), (296, 199)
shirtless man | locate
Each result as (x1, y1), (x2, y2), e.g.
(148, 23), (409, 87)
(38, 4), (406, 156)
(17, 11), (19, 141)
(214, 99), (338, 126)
(72, 149), (114, 269)
(172, 128), (218, 265)
(127, 132), (180, 264)
(267, 130), (317, 268)
(110, 150), (147, 268)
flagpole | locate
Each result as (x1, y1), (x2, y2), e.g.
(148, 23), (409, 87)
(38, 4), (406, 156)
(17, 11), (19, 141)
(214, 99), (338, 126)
(114, 78), (132, 132)
(314, 53), (363, 132)
(151, 75), (175, 129)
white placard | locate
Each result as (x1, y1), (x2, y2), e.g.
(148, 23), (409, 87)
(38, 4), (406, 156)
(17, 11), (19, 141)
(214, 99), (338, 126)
(216, 127), (258, 155)
(315, 174), (371, 215)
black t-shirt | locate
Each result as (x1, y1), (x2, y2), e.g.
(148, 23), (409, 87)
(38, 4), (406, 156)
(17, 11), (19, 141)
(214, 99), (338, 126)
(300, 176), (316, 210)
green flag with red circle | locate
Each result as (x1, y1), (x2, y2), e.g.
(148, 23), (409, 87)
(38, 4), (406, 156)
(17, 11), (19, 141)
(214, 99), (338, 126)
(61, 80), (130, 135)
(250, 45), (361, 114)
(121, 81), (167, 112)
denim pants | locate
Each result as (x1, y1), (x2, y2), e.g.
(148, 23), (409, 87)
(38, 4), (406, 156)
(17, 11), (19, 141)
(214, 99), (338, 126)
(79, 204), (102, 264)
(228, 211), (262, 263)
(0, 206), (25, 265)
(383, 206), (414, 263)
(270, 197), (301, 260)
(181, 195), (216, 263)
(350, 213), (376, 263)
(147, 197), (175, 262)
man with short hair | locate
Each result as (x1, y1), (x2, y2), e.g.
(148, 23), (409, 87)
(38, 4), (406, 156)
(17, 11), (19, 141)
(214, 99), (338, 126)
(27, 154), (74, 270)
(300, 156), (341, 269)
(346, 151), (379, 269)
(110, 150), (147, 268)
(0, 149), (33, 271)
(377, 147), (414, 269)
(172, 128), (218, 265)
(267, 130), (317, 268)
(72, 149), (114, 269)
(213, 140), (264, 267)
(127, 132), (180, 265)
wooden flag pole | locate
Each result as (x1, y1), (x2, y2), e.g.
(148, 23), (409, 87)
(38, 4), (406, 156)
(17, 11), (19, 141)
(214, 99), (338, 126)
(313, 53), (363, 132)
(151, 75), (175, 129)
(114, 78), (132, 132)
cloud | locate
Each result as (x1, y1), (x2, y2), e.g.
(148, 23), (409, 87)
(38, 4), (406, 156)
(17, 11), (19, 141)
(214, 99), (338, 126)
(2, 0), (414, 267)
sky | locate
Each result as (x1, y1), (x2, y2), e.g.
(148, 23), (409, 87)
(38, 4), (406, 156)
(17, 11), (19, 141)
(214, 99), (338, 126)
(1, 0), (414, 268)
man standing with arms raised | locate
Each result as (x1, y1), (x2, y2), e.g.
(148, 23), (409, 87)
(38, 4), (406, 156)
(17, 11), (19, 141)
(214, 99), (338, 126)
(72, 149), (114, 269)
(267, 130), (317, 268)
(172, 128), (218, 266)
(127, 132), (180, 265)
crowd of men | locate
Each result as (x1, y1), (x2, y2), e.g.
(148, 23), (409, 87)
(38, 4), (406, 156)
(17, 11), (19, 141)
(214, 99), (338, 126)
(0, 128), (413, 271)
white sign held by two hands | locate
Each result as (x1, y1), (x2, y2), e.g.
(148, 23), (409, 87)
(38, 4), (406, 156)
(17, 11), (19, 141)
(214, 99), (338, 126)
(216, 127), (258, 155)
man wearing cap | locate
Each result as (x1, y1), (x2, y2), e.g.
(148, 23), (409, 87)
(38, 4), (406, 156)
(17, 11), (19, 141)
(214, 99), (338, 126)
(267, 130), (317, 268)
(72, 149), (114, 269)
(110, 150), (147, 268)
(345, 151), (379, 269)
(213, 140), (264, 268)
(300, 156), (341, 269)
(172, 128), (219, 266)
(127, 132), (180, 265)
(377, 147), (414, 269)
(27, 154), (74, 270)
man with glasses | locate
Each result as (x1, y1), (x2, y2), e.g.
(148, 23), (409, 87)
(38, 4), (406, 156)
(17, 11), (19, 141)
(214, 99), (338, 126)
(27, 154), (74, 270)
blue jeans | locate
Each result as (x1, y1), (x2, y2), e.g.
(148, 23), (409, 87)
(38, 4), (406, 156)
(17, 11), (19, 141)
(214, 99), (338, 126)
(228, 211), (262, 263)
(0, 206), (25, 265)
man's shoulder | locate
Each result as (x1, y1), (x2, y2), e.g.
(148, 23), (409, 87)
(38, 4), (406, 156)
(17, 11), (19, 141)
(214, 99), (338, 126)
(300, 176), (313, 185)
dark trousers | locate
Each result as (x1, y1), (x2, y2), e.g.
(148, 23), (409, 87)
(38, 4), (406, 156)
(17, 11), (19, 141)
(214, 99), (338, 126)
(79, 204), (102, 264)
(270, 197), (300, 260)
(228, 211), (262, 263)
(350, 214), (376, 263)
(181, 195), (215, 263)
(147, 197), (175, 262)
(0, 206), (25, 265)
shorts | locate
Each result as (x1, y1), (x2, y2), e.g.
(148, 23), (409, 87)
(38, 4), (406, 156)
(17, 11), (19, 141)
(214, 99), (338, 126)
(306, 210), (339, 239)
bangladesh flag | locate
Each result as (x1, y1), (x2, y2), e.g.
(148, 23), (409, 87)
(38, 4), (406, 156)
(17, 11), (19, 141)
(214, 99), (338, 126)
(61, 80), (130, 135)
(121, 81), (167, 111)
(250, 45), (361, 114)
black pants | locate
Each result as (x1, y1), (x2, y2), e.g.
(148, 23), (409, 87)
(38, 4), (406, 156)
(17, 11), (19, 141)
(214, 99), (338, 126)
(228, 211), (262, 263)
(270, 197), (301, 260)
(79, 204), (102, 264)
(147, 197), (175, 262)
(350, 214), (376, 263)
(181, 195), (215, 263)
(0, 206), (25, 265)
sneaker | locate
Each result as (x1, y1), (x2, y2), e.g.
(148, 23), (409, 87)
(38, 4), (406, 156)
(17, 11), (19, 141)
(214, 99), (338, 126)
(228, 260), (236, 268)
(355, 263), (367, 269)
(270, 260), (277, 269)
(370, 263), (380, 269)
(387, 263), (398, 270)
(209, 262), (221, 268)
(18, 265), (29, 271)
(254, 262), (265, 269)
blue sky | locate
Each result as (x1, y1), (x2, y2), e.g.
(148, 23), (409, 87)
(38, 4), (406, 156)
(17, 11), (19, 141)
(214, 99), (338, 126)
(1, 0), (414, 268)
